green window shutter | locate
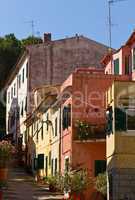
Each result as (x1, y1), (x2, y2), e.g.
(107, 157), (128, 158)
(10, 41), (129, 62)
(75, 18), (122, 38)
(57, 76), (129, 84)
(115, 108), (127, 131)
(114, 59), (119, 75)
(95, 160), (106, 177)
(37, 154), (44, 169)
(55, 158), (57, 175)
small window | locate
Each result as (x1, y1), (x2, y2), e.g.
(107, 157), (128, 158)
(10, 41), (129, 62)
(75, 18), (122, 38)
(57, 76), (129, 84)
(114, 58), (119, 75)
(55, 158), (57, 175)
(14, 83), (16, 96)
(47, 113), (49, 131)
(26, 62), (28, 78)
(65, 157), (70, 172)
(55, 117), (57, 136)
(25, 97), (27, 111)
(11, 87), (13, 99)
(95, 160), (106, 177)
(49, 151), (51, 166)
(63, 104), (71, 130)
(8, 92), (10, 104)
(22, 68), (25, 83)
(125, 55), (130, 75)
(18, 74), (21, 88)
(126, 109), (135, 130)
(37, 154), (44, 169)
(21, 101), (24, 116)
(51, 159), (54, 175)
(41, 124), (44, 140)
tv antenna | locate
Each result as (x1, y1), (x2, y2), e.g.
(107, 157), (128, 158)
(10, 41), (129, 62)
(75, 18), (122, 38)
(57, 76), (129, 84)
(108, 0), (127, 49)
(25, 20), (35, 37)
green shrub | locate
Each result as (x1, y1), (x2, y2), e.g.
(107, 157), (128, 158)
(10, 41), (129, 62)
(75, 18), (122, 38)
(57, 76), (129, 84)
(95, 173), (107, 197)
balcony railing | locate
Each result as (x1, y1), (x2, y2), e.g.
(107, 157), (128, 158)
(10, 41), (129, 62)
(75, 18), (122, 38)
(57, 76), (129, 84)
(74, 121), (106, 141)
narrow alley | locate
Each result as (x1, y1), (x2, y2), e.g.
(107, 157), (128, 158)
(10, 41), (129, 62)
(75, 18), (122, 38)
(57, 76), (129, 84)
(2, 166), (64, 200)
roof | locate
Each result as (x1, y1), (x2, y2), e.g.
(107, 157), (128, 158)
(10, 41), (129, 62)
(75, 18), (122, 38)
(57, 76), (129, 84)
(5, 34), (109, 88)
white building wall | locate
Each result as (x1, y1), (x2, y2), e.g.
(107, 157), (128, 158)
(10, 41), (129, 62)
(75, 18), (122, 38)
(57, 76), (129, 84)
(6, 57), (28, 143)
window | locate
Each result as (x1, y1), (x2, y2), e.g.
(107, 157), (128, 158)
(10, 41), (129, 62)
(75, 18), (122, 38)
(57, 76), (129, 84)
(49, 151), (51, 166)
(51, 159), (54, 175)
(21, 101), (24, 116)
(55, 117), (57, 136)
(37, 154), (44, 169)
(65, 157), (70, 172)
(115, 107), (126, 131)
(125, 55), (130, 75)
(8, 92), (10, 104)
(133, 48), (135, 70)
(14, 83), (16, 96)
(25, 97), (27, 111)
(55, 158), (57, 175)
(63, 105), (71, 130)
(18, 74), (21, 88)
(46, 156), (48, 177)
(26, 62), (28, 78)
(47, 113), (49, 131)
(11, 87), (13, 99)
(95, 160), (106, 177)
(126, 109), (135, 130)
(41, 124), (44, 140)
(114, 58), (119, 75)
(22, 68), (25, 83)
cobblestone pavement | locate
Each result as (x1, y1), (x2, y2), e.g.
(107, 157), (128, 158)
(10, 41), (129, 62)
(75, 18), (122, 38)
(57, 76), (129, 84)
(2, 167), (64, 200)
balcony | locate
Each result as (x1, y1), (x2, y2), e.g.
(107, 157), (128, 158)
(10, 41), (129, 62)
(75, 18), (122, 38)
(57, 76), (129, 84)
(74, 121), (106, 142)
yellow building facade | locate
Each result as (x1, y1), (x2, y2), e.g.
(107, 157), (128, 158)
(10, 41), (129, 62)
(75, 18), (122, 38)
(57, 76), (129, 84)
(106, 81), (135, 200)
(25, 85), (60, 178)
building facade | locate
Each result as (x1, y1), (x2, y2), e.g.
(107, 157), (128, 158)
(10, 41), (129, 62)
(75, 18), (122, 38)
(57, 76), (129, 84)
(6, 33), (109, 144)
(106, 81), (135, 200)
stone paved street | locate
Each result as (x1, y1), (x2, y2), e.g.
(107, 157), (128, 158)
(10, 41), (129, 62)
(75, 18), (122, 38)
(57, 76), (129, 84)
(2, 167), (64, 200)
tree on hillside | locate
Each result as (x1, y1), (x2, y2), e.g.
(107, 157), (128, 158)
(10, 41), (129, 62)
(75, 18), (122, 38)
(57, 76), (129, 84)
(0, 34), (22, 88)
(21, 36), (43, 47)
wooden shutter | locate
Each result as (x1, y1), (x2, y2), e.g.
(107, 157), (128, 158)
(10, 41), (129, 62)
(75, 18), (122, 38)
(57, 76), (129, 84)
(114, 59), (119, 75)
(115, 107), (126, 131)
(37, 154), (44, 169)
(95, 160), (106, 177)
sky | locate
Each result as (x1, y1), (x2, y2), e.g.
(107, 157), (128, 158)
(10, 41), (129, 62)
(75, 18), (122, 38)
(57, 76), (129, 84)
(0, 0), (134, 49)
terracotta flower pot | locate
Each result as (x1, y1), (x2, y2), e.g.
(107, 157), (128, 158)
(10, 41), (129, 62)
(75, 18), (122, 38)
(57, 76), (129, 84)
(0, 168), (8, 181)
(69, 193), (82, 200)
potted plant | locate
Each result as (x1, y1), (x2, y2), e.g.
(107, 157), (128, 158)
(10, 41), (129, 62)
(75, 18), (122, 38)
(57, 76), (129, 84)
(95, 173), (107, 200)
(69, 170), (92, 200)
(0, 140), (15, 181)
(58, 169), (92, 200)
(47, 175), (58, 192)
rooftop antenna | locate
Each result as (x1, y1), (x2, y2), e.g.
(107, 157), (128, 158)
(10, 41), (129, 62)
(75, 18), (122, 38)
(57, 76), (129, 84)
(108, 0), (127, 49)
(25, 20), (35, 37)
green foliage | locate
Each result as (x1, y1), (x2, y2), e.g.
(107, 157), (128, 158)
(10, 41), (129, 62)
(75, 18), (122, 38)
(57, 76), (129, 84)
(0, 34), (22, 88)
(21, 36), (42, 48)
(0, 34), (43, 88)
(75, 120), (94, 140)
(95, 173), (107, 197)
(56, 170), (93, 194)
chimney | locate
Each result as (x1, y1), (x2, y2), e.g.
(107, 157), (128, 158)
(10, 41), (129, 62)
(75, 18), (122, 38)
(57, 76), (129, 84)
(44, 33), (52, 43)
